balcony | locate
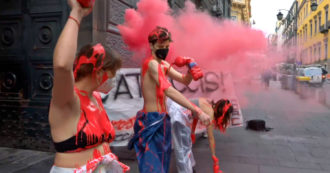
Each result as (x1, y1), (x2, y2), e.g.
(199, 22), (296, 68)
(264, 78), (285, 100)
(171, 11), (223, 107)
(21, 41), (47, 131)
(320, 24), (328, 34)
(232, 0), (246, 8)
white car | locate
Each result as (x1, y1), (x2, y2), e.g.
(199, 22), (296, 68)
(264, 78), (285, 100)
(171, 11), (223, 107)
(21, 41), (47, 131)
(303, 67), (323, 85)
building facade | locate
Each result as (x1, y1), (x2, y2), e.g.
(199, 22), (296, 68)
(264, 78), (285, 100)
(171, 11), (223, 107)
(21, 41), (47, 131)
(231, 0), (252, 24)
(281, 0), (299, 63)
(275, 20), (286, 51)
(297, 0), (330, 68)
(176, 0), (232, 19)
(0, 0), (231, 151)
(0, 0), (141, 151)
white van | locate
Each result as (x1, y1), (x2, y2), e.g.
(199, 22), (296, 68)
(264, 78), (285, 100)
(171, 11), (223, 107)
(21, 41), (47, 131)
(303, 67), (323, 85)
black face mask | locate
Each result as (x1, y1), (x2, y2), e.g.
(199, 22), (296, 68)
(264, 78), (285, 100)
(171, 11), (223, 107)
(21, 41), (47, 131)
(155, 48), (169, 60)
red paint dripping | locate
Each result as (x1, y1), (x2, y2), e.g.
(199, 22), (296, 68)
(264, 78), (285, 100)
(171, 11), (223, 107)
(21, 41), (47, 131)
(141, 57), (171, 113)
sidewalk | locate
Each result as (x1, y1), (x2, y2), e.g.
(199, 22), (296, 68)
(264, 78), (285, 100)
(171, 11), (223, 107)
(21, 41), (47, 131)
(1, 81), (330, 173)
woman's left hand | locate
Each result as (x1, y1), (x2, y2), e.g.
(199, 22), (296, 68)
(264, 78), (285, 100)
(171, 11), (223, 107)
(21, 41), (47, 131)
(68, 0), (93, 22)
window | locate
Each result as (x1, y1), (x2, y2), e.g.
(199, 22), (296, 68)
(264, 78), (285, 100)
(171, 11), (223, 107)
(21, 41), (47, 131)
(318, 13), (322, 33)
(307, 1), (310, 15)
(310, 20), (313, 38)
(318, 43), (321, 61)
(314, 46), (317, 62)
(314, 17), (317, 34)
(326, 7), (329, 24)
(231, 16), (237, 21)
(305, 25), (308, 41)
(310, 47), (313, 63)
(325, 39), (328, 60)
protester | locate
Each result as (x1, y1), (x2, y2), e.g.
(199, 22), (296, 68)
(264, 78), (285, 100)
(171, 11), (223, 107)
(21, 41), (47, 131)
(49, 0), (129, 172)
(128, 26), (211, 173)
(167, 98), (233, 173)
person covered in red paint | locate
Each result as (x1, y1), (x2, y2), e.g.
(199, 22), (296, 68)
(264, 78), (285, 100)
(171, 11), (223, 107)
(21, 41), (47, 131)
(49, 0), (129, 172)
(167, 98), (233, 173)
(128, 26), (211, 173)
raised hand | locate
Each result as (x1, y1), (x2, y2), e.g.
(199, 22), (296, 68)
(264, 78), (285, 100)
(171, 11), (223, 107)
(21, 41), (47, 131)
(173, 56), (203, 81)
(68, 0), (93, 22)
(77, 0), (95, 7)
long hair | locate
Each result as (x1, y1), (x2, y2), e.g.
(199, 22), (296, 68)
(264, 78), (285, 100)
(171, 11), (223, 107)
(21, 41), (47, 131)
(212, 99), (233, 133)
(74, 44), (122, 82)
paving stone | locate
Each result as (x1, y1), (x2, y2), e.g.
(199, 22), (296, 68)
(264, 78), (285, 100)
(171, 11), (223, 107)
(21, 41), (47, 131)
(2, 81), (330, 173)
(278, 160), (322, 170)
(218, 161), (259, 173)
(239, 156), (279, 166)
(260, 165), (329, 173)
(319, 163), (330, 172)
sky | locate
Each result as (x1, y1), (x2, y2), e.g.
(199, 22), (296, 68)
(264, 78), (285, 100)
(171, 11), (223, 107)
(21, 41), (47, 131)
(251, 0), (295, 36)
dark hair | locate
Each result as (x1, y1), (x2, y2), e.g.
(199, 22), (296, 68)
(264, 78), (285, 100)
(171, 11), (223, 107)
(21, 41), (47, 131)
(74, 44), (122, 82)
(148, 26), (172, 45)
(212, 99), (233, 132)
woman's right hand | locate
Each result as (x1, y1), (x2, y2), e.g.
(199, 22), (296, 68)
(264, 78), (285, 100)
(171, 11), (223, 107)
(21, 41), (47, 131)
(194, 106), (210, 126)
(68, 0), (92, 22)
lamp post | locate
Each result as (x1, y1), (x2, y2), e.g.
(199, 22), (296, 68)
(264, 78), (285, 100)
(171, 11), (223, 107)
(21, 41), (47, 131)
(277, 11), (285, 21)
(310, 1), (318, 11)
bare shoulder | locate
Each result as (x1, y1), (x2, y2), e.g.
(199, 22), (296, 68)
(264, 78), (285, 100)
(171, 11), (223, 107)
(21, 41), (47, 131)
(161, 60), (170, 67)
(148, 59), (159, 72)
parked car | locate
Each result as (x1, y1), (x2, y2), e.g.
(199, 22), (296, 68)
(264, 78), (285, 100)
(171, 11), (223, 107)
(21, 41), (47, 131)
(296, 68), (310, 82)
(303, 67), (324, 87)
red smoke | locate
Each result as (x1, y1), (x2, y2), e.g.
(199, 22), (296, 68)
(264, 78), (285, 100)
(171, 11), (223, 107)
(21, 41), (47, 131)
(118, 0), (281, 107)
(118, 0), (270, 72)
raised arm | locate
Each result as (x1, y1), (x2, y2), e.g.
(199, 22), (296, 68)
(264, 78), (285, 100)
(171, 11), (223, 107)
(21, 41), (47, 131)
(163, 61), (193, 86)
(51, 0), (91, 106)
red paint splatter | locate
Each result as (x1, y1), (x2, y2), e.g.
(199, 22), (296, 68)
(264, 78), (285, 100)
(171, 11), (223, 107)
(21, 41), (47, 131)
(93, 149), (102, 159)
(102, 143), (111, 154)
(141, 57), (171, 113)
(71, 87), (115, 152)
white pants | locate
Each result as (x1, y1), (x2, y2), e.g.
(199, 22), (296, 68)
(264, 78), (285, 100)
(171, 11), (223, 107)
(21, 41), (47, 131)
(50, 165), (108, 173)
(49, 152), (128, 173)
(167, 98), (196, 173)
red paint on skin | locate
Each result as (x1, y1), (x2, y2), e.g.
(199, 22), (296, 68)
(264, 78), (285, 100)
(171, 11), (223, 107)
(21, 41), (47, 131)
(93, 149), (102, 159)
(74, 44), (105, 79)
(71, 87), (115, 153)
(141, 57), (171, 113)
(103, 143), (111, 154)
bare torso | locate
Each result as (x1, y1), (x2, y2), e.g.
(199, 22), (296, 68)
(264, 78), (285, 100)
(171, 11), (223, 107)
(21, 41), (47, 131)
(53, 142), (110, 168)
(141, 59), (169, 112)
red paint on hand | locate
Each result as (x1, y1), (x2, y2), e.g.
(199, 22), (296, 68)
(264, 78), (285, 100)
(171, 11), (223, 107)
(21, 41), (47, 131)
(77, 0), (95, 8)
(212, 155), (223, 173)
(174, 56), (204, 81)
(189, 65), (203, 81)
(174, 56), (190, 67)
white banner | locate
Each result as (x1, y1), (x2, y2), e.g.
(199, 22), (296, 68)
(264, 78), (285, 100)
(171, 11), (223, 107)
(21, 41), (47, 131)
(102, 68), (243, 146)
